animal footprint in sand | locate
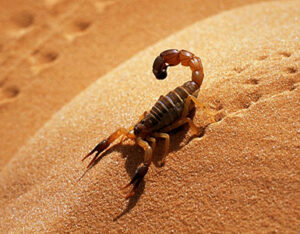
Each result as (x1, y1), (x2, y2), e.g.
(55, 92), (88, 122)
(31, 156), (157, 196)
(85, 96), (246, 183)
(64, 19), (92, 41)
(8, 11), (35, 38)
(0, 81), (20, 105)
(29, 49), (59, 74)
(12, 11), (34, 28)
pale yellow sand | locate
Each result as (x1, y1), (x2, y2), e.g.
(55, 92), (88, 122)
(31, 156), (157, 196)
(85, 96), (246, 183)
(0, 0), (299, 232)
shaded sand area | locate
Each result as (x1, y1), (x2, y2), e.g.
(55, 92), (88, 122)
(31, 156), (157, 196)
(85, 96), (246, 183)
(0, 0), (300, 232)
(0, 0), (274, 168)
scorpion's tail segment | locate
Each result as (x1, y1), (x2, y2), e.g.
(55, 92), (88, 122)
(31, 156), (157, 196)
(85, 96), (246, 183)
(82, 139), (110, 168)
(153, 49), (204, 87)
(153, 55), (168, 79)
(153, 49), (180, 80)
(190, 57), (204, 87)
(121, 164), (149, 199)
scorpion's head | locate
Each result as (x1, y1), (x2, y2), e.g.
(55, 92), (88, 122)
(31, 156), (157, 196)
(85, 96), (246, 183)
(133, 119), (149, 137)
(152, 56), (168, 79)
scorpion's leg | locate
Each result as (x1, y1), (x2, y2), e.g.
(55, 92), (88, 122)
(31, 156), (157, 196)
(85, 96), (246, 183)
(161, 117), (200, 135)
(182, 95), (215, 122)
(137, 111), (147, 122)
(83, 128), (135, 169)
(157, 118), (200, 166)
(121, 137), (152, 199)
(154, 118), (199, 166)
(83, 112), (146, 168)
(147, 137), (156, 153)
(152, 132), (170, 166)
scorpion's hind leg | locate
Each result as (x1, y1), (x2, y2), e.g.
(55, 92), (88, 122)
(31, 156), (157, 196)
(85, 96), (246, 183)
(121, 137), (152, 199)
(83, 128), (134, 169)
(182, 95), (215, 122)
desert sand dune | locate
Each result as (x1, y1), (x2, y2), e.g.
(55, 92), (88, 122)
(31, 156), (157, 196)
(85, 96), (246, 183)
(0, 0), (273, 168)
(0, 0), (299, 232)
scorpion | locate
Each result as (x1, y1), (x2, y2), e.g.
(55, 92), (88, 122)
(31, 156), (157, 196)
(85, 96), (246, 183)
(82, 49), (215, 198)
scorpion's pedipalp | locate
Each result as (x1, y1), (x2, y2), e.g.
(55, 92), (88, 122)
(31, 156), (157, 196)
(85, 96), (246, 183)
(83, 139), (112, 169)
(82, 128), (134, 170)
(86, 150), (104, 169)
(121, 164), (149, 199)
(124, 179), (142, 199)
(121, 169), (141, 190)
(82, 139), (109, 163)
(79, 140), (111, 181)
(121, 138), (152, 199)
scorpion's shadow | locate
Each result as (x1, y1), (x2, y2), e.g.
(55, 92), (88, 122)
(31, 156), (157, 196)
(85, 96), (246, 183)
(84, 112), (207, 221)
(114, 115), (207, 221)
(111, 130), (190, 221)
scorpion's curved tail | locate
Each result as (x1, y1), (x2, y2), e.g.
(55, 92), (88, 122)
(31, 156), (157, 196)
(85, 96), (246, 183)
(152, 49), (204, 88)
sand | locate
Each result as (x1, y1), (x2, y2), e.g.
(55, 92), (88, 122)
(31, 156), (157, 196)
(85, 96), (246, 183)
(0, 0), (299, 232)
(0, 0), (275, 168)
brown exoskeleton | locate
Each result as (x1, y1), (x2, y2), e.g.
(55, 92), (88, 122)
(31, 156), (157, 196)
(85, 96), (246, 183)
(82, 49), (214, 198)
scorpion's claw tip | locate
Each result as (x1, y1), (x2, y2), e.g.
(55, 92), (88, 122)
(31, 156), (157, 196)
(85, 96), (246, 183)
(121, 184), (136, 199)
(86, 151), (102, 169)
(125, 190), (135, 199)
(121, 165), (148, 199)
(120, 184), (130, 190)
(82, 152), (92, 161)
(123, 182), (141, 199)
(82, 139), (110, 163)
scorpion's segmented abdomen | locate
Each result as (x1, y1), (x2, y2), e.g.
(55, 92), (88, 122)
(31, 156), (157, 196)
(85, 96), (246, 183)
(143, 81), (199, 132)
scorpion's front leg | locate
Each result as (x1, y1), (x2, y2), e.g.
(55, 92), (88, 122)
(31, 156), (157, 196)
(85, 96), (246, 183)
(121, 137), (152, 199)
(83, 128), (135, 169)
